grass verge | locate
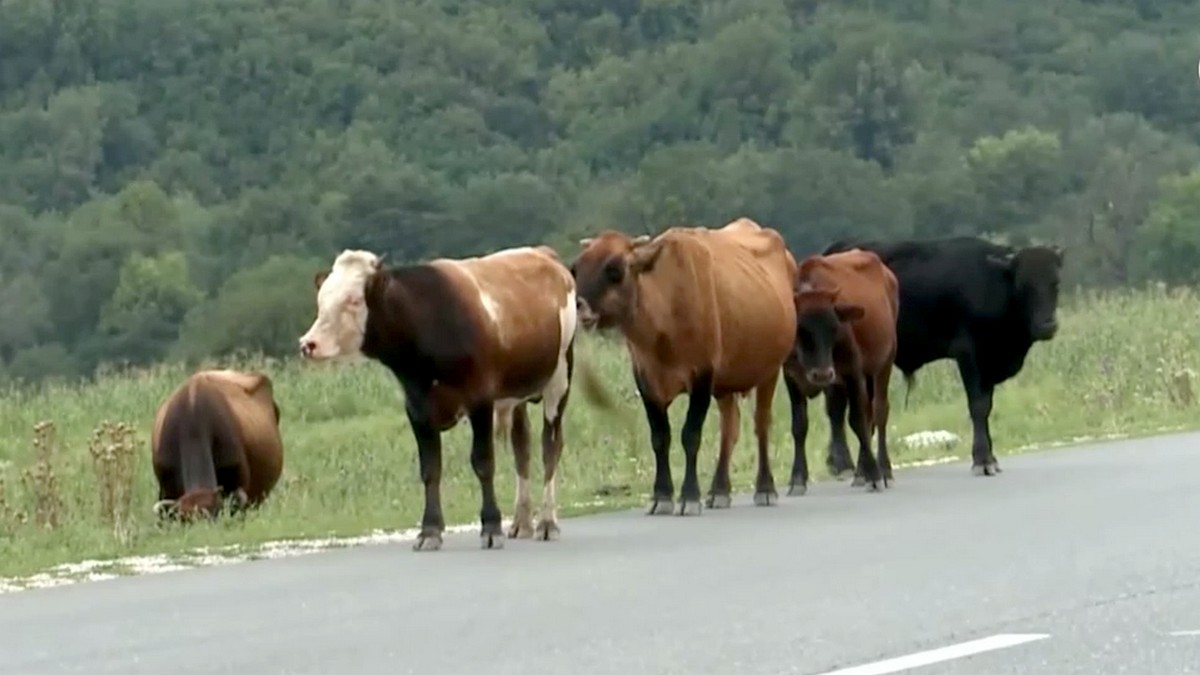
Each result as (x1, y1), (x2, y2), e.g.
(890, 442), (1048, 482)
(0, 286), (1197, 581)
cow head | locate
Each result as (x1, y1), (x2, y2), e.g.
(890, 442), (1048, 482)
(569, 231), (663, 330)
(298, 249), (386, 360)
(792, 284), (864, 387)
(987, 245), (1064, 341)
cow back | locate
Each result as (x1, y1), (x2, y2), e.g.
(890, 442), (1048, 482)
(431, 246), (575, 400)
(798, 250), (899, 372)
(635, 223), (796, 396)
(196, 370), (284, 499)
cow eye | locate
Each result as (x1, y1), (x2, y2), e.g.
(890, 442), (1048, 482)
(604, 260), (624, 283)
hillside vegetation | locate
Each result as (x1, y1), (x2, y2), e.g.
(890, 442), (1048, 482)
(1, 0), (1200, 382)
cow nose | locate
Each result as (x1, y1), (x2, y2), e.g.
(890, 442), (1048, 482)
(299, 339), (316, 357)
(808, 367), (835, 386)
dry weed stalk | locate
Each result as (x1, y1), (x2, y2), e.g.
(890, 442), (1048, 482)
(21, 420), (64, 529)
(87, 420), (138, 538)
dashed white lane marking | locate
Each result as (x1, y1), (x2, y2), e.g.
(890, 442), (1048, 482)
(811, 633), (1051, 675)
(1168, 630), (1200, 637)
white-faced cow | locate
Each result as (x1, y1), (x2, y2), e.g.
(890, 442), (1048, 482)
(571, 218), (798, 516)
(822, 236), (1064, 477)
(298, 246), (602, 552)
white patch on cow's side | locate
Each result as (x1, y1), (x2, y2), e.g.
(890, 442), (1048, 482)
(541, 288), (577, 424)
(481, 292), (502, 327)
(299, 249), (380, 360)
(445, 260), (505, 345)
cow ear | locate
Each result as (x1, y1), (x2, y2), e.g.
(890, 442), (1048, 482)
(833, 303), (864, 323)
(1050, 245), (1064, 265)
(629, 240), (664, 274)
(314, 270), (330, 290)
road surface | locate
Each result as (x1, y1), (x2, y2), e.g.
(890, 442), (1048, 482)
(2, 432), (1199, 674)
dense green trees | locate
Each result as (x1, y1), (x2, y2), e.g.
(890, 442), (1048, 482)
(2, 0), (1199, 383)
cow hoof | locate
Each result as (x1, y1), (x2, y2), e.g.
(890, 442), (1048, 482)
(971, 463), (1000, 477)
(535, 519), (560, 541)
(753, 491), (778, 507)
(507, 519), (535, 539)
(833, 469), (856, 482)
(480, 525), (505, 550)
(646, 497), (675, 515)
(413, 530), (443, 552)
(676, 499), (703, 516)
(706, 494), (733, 509)
(851, 475), (865, 487)
(787, 483), (808, 497)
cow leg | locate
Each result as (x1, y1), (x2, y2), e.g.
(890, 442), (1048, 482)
(537, 392), (570, 541)
(635, 369), (675, 515)
(752, 373), (779, 506)
(954, 356), (1000, 476)
(823, 386), (856, 480)
(783, 372), (811, 496)
(706, 395), (739, 509)
(410, 416), (446, 552)
(846, 374), (882, 491)
(468, 404), (504, 549)
(678, 372), (714, 516)
(506, 404), (535, 539)
(873, 367), (894, 487)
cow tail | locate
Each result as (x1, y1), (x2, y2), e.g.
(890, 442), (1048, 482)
(902, 371), (916, 409)
(181, 385), (245, 516)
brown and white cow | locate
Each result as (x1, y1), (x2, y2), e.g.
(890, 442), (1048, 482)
(571, 218), (798, 515)
(782, 249), (900, 494)
(298, 246), (596, 552)
(151, 369), (284, 521)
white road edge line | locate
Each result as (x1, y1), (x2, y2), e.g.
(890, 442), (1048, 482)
(811, 633), (1051, 675)
(1169, 630), (1200, 637)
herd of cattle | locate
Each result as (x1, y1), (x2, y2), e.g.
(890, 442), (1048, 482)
(150, 218), (1064, 552)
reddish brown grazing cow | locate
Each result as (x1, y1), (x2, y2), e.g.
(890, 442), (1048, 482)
(298, 246), (601, 552)
(782, 249), (899, 494)
(151, 369), (284, 521)
(571, 218), (798, 515)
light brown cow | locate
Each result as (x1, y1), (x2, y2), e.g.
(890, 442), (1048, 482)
(570, 218), (798, 515)
(782, 249), (900, 493)
(151, 369), (284, 520)
(298, 246), (610, 552)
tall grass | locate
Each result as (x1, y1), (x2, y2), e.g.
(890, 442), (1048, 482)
(0, 286), (1197, 577)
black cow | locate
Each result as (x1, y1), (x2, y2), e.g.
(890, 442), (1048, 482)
(820, 236), (1063, 477)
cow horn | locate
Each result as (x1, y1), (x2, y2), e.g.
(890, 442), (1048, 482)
(631, 234), (652, 247)
(579, 237), (594, 248)
(153, 499), (177, 516)
(373, 252), (387, 269)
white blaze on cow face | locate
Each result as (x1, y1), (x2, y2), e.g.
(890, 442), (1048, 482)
(298, 249), (381, 361)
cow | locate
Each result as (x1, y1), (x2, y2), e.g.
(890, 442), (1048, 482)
(571, 218), (798, 516)
(151, 369), (284, 521)
(297, 246), (606, 552)
(822, 236), (1063, 477)
(782, 249), (899, 495)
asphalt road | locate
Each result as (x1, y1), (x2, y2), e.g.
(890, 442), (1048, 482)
(3, 432), (1199, 675)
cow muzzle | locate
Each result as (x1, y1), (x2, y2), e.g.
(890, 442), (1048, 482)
(1033, 319), (1059, 341)
(806, 366), (836, 387)
(298, 338), (318, 358)
(576, 298), (600, 330)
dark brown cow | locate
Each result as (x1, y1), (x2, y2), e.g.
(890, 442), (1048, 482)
(298, 246), (602, 552)
(783, 249), (899, 494)
(151, 369), (284, 521)
(571, 218), (798, 515)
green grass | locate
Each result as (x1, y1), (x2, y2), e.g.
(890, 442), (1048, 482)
(1, 286), (1198, 578)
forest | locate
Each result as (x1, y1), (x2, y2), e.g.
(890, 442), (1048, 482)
(2, 0), (1200, 384)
